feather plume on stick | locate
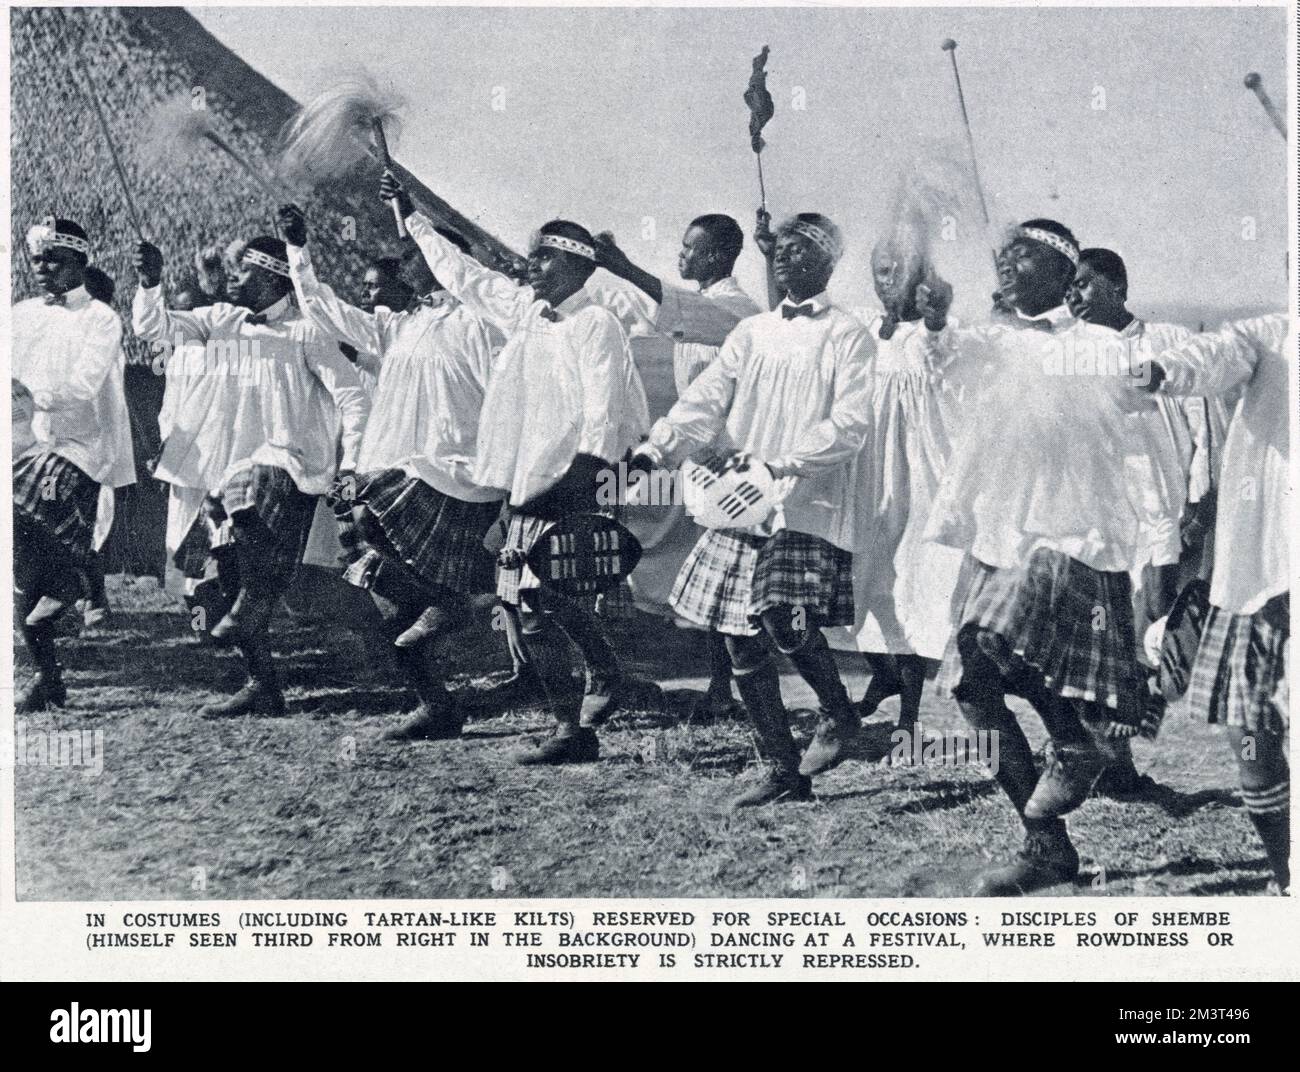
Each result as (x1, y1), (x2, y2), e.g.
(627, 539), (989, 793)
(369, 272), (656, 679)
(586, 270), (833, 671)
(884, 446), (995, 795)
(141, 95), (282, 211)
(277, 74), (408, 236)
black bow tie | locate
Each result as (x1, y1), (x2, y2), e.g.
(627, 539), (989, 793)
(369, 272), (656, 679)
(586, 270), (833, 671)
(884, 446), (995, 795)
(43, 292), (67, 306)
(406, 293), (442, 314)
(244, 311), (267, 326)
(781, 302), (818, 320)
(538, 304), (561, 323)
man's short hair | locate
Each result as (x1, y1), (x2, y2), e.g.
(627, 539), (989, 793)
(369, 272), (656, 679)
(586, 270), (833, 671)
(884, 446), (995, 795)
(1078, 247), (1128, 291)
(689, 214), (744, 269)
(537, 219), (597, 279)
(370, 255), (404, 278)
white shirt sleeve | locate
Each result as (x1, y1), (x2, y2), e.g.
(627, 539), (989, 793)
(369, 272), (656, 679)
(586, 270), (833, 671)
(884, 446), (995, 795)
(289, 243), (392, 358)
(132, 284), (213, 344)
(644, 329), (742, 465)
(574, 311), (636, 462)
(406, 211), (531, 335)
(301, 327), (372, 471)
(1156, 322), (1263, 398)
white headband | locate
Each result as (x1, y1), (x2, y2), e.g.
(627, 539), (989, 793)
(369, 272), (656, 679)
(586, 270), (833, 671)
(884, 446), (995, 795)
(538, 233), (597, 261)
(786, 220), (843, 263)
(1018, 227), (1080, 267)
(241, 247), (291, 278)
(26, 220), (90, 257)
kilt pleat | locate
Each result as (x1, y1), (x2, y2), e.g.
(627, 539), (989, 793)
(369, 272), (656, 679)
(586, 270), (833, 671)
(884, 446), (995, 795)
(12, 451), (99, 564)
(1187, 593), (1289, 734)
(217, 464), (317, 585)
(936, 549), (1145, 727)
(670, 527), (855, 637)
(344, 469), (498, 597)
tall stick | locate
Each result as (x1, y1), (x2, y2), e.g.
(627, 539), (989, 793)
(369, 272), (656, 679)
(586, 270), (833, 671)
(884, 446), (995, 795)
(55, 9), (145, 240)
(941, 38), (995, 260)
(755, 151), (767, 212)
(369, 117), (409, 238)
(1244, 73), (1286, 139)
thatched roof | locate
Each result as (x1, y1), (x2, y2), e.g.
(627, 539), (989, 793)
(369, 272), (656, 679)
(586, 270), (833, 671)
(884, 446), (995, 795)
(10, 6), (516, 334)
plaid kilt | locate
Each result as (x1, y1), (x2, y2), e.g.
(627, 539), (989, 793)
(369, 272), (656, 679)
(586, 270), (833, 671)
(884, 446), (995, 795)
(935, 549), (1145, 729)
(1187, 593), (1289, 734)
(670, 528), (855, 637)
(340, 469), (498, 597)
(13, 451), (100, 565)
(215, 464), (317, 587)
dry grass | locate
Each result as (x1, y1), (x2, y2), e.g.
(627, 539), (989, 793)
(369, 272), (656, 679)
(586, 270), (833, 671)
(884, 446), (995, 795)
(13, 577), (1268, 901)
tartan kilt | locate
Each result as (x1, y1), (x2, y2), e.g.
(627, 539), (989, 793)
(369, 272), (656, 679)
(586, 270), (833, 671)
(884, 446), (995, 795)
(935, 549), (1145, 729)
(670, 527), (855, 637)
(12, 451), (99, 566)
(1187, 593), (1289, 734)
(216, 464), (317, 587)
(341, 469), (499, 597)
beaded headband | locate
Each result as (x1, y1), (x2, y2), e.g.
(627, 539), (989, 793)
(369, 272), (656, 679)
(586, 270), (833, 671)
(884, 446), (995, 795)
(537, 233), (597, 261)
(241, 247), (292, 278)
(1017, 226), (1080, 266)
(786, 219), (843, 263)
(26, 218), (90, 256)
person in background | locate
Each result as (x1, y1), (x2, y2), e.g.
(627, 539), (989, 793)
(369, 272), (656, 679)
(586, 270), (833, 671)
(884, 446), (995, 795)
(1142, 314), (1291, 895)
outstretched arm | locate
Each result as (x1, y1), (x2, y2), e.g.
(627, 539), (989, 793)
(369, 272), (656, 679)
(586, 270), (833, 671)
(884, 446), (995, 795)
(382, 171), (531, 334)
(281, 204), (392, 358)
(131, 241), (213, 344)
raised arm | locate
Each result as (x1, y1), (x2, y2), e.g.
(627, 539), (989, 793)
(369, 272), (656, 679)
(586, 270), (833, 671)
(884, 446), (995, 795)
(281, 205), (392, 357)
(131, 241), (214, 344)
(381, 172), (531, 334)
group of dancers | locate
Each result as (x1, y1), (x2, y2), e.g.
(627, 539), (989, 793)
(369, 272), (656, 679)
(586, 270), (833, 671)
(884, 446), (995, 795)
(12, 156), (1290, 896)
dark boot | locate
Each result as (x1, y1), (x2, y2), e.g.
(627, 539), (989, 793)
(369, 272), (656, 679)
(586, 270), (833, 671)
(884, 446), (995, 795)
(18, 620), (66, 711)
(857, 653), (901, 719)
(973, 822), (1080, 896)
(384, 699), (464, 742)
(202, 594), (285, 718)
(17, 671), (67, 712)
(1025, 742), (1105, 819)
(788, 631), (860, 776)
(731, 659), (811, 808)
(384, 641), (464, 742)
(511, 620), (598, 766)
(1092, 737), (1159, 799)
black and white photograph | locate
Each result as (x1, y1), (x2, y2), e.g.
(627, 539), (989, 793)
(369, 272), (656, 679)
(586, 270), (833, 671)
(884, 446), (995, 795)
(3, 0), (1296, 989)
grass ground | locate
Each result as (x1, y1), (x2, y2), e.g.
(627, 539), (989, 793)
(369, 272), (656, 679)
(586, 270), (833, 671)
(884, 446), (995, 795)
(13, 575), (1269, 901)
